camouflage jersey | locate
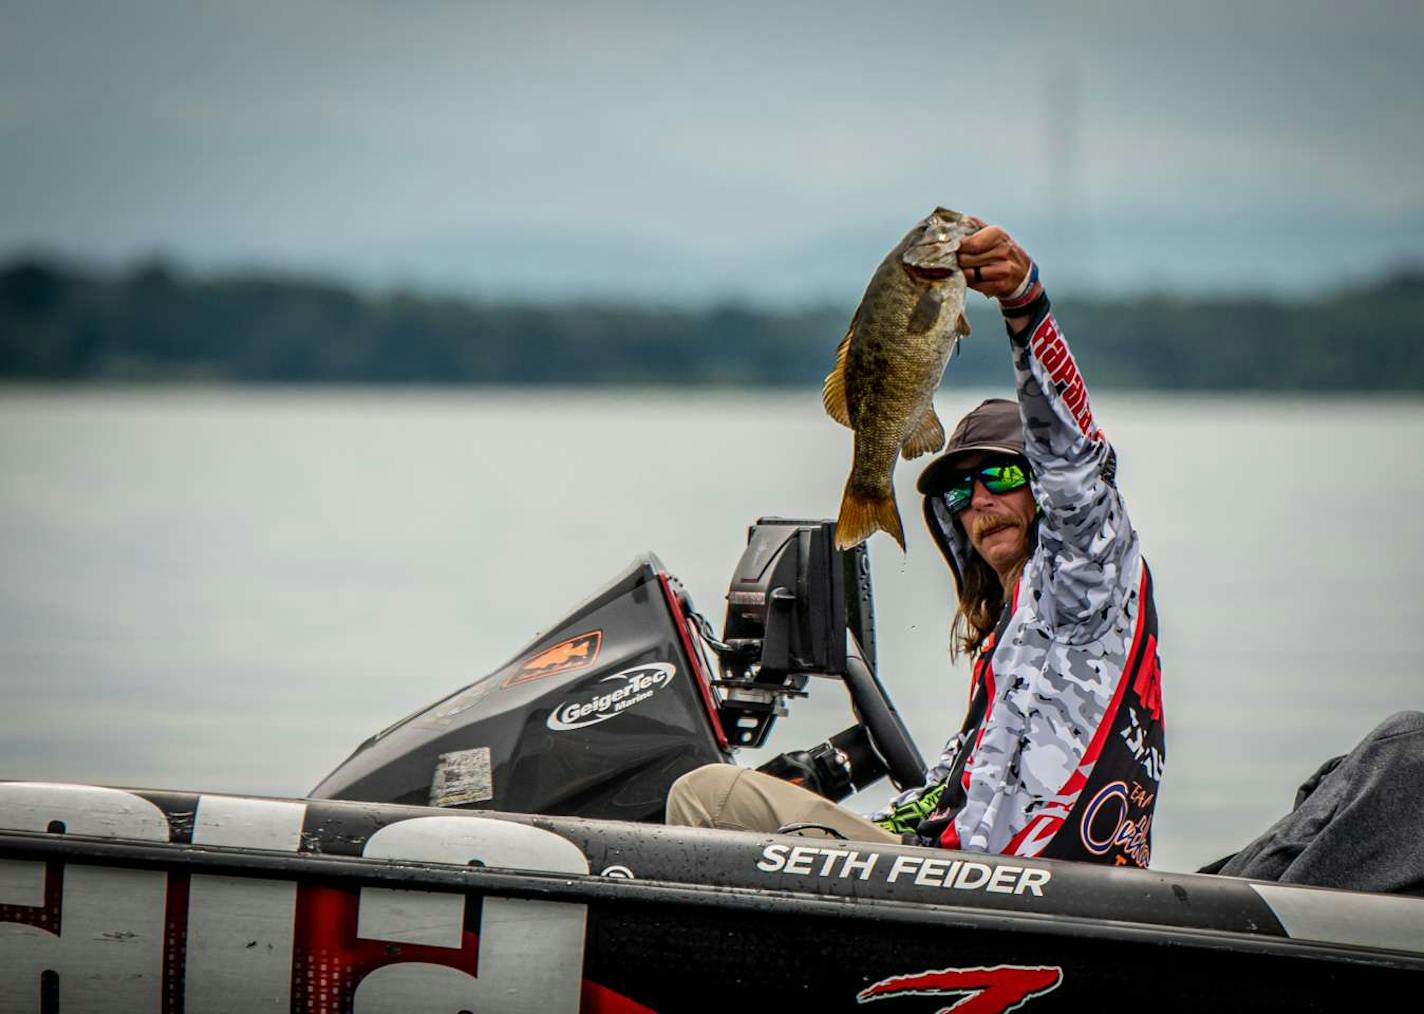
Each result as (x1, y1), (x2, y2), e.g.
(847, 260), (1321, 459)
(872, 298), (1165, 867)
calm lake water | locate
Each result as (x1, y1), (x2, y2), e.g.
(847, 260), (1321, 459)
(2, 386), (1421, 872)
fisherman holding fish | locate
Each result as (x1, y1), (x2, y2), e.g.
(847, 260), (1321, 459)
(669, 212), (1165, 867)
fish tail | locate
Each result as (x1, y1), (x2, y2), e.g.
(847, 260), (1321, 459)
(835, 481), (905, 552)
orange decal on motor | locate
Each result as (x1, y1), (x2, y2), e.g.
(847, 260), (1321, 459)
(502, 631), (604, 688)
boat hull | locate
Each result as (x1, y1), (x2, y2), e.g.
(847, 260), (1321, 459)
(0, 782), (1420, 1012)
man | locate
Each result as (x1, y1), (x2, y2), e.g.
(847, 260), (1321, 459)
(667, 221), (1165, 867)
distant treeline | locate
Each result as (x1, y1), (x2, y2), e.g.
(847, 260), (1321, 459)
(3, 255), (1423, 390)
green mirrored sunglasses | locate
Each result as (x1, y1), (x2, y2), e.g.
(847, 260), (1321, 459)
(941, 462), (1031, 514)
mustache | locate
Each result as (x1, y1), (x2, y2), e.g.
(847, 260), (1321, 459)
(970, 512), (1024, 540)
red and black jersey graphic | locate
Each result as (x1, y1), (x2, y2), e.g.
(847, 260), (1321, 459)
(1038, 565), (1163, 867)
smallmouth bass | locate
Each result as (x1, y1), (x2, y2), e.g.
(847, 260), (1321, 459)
(824, 207), (977, 550)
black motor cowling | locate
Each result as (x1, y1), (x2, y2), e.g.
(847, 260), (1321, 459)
(310, 555), (730, 822)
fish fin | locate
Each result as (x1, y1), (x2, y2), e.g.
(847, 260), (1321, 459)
(835, 483), (905, 552)
(908, 287), (944, 334)
(956, 312), (971, 337)
(822, 310), (858, 428)
(901, 405), (946, 460)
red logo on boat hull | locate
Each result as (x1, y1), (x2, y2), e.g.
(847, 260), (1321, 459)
(858, 964), (1063, 1014)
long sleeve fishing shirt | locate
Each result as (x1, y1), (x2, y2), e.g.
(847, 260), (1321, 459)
(874, 296), (1165, 867)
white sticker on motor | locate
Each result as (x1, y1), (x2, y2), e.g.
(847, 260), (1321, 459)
(430, 746), (495, 807)
(545, 663), (676, 731)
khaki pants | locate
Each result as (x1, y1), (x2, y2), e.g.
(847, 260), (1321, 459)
(666, 764), (901, 843)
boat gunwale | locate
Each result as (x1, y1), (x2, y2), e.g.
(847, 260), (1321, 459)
(2, 826), (1421, 972)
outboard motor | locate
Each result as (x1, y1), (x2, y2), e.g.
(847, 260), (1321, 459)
(311, 518), (923, 821)
(310, 555), (728, 822)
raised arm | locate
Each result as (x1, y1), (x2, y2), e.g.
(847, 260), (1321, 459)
(956, 225), (1140, 639)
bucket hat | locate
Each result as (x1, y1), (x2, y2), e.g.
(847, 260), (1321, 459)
(916, 398), (1026, 494)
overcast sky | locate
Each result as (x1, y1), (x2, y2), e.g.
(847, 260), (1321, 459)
(2, 0), (1421, 302)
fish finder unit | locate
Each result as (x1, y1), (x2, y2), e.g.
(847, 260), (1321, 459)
(711, 517), (919, 798)
(722, 518), (849, 680)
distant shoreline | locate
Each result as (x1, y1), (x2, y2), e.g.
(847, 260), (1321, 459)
(5, 256), (1423, 392)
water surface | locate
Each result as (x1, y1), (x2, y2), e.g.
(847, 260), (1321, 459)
(2, 386), (1420, 872)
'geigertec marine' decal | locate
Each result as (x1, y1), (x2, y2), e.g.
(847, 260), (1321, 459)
(857, 964), (1063, 1014)
(545, 663), (675, 732)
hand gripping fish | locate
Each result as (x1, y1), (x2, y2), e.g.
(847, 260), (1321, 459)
(823, 207), (977, 550)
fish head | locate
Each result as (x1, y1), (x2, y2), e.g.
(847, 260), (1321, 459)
(899, 207), (976, 281)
